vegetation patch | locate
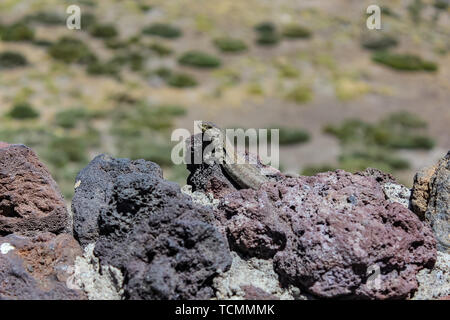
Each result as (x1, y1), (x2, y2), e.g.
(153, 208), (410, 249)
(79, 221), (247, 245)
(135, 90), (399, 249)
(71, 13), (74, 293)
(286, 84), (313, 104)
(142, 23), (182, 39)
(54, 108), (89, 129)
(87, 60), (120, 77)
(255, 31), (280, 46)
(0, 51), (28, 69)
(268, 127), (310, 145)
(178, 50), (222, 68)
(254, 22), (276, 33)
(372, 52), (438, 71)
(48, 37), (97, 64)
(7, 102), (39, 120)
(282, 24), (312, 39)
(89, 23), (118, 38)
(318, 111), (435, 175)
(149, 42), (173, 56)
(167, 72), (198, 88)
(0, 22), (34, 41)
(213, 37), (247, 53)
(24, 11), (65, 25)
(361, 35), (398, 51)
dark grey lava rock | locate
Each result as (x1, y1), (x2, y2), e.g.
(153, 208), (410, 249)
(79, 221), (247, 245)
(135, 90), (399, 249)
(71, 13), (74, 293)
(0, 144), (70, 236)
(0, 232), (85, 299)
(72, 154), (163, 246)
(217, 170), (437, 299)
(411, 151), (450, 252)
(75, 155), (232, 299)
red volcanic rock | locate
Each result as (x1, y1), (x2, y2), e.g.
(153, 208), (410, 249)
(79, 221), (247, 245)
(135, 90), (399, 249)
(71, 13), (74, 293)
(0, 232), (85, 299)
(0, 144), (71, 236)
(217, 170), (437, 299)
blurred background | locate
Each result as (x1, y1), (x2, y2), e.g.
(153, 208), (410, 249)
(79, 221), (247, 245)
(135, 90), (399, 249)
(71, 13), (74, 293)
(0, 0), (449, 200)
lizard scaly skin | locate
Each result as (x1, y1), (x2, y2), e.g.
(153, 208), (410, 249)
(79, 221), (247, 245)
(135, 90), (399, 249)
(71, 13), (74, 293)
(199, 121), (271, 190)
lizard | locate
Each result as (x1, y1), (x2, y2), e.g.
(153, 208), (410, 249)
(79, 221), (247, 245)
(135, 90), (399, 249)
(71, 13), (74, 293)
(198, 121), (274, 190)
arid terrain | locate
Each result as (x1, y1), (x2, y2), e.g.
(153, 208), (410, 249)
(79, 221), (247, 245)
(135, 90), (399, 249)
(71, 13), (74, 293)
(0, 0), (449, 198)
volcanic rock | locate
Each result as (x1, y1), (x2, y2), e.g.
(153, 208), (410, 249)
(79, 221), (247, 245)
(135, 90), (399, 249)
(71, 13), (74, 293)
(71, 154), (163, 246)
(74, 155), (232, 299)
(0, 144), (70, 236)
(216, 170), (436, 299)
(0, 232), (85, 299)
(411, 151), (449, 252)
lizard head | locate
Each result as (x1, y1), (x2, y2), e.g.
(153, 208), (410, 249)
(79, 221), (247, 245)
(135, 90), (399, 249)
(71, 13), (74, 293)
(198, 121), (218, 133)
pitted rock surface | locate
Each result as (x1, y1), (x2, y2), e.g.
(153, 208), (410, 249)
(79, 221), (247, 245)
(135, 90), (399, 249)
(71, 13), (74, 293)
(72, 154), (163, 246)
(86, 157), (231, 299)
(0, 232), (85, 299)
(217, 170), (436, 299)
(0, 144), (70, 236)
(411, 151), (450, 252)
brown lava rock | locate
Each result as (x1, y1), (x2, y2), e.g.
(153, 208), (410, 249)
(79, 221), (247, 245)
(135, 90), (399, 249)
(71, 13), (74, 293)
(0, 144), (70, 236)
(0, 232), (85, 299)
(217, 170), (437, 299)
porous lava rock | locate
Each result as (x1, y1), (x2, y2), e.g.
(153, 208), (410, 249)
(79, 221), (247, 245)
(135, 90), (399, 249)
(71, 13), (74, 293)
(411, 151), (449, 252)
(0, 232), (85, 299)
(73, 155), (232, 299)
(0, 144), (70, 236)
(71, 154), (163, 246)
(216, 170), (437, 299)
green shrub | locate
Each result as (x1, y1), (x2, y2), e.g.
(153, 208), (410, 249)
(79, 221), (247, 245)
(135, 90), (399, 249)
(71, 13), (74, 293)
(324, 119), (369, 143)
(153, 67), (172, 79)
(167, 73), (198, 88)
(0, 51), (28, 69)
(89, 23), (118, 38)
(286, 84), (313, 103)
(81, 12), (97, 29)
(434, 0), (449, 10)
(0, 22), (34, 41)
(149, 42), (173, 56)
(8, 102), (39, 119)
(256, 32), (280, 46)
(54, 108), (88, 129)
(254, 22), (276, 33)
(382, 111), (427, 129)
(381, 6), (399, 18)
(324, 112), (435, 150)
(48, 37), (97, 64)
(104, 38), (127, 49)
(142, 23), (182, 38)
(282, 24), (312, 39)
(361, 35), (398, 50)
(111, 51), (144, 71)
(339, 149), (410, 172)
(153, 105), (187, 117)
(302, 165), (337, 176)
(25, 11), (65, 25)
(47, 136), (88, 167)
(213, 37), (247, 53)
(268, 127), (310, 145)
(372, 52), (438, 71)
(87, 61), (120, 77)
(178, 50), (221, 68)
